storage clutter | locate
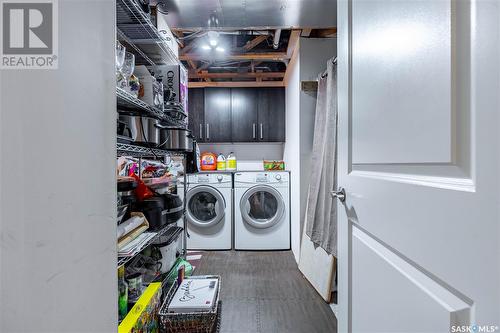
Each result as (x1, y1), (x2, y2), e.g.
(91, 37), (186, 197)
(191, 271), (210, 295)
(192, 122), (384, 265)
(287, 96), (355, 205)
(159, 275), (222, 333)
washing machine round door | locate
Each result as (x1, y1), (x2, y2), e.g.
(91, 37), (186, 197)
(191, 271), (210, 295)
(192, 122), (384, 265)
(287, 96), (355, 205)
(186, 186), (226, 228)
(240, 185), (285, 229)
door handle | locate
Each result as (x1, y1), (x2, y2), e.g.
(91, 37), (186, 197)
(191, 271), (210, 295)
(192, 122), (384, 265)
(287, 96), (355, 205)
(330, 188), (346, 202)
(206, 123), (210, 140)
(253, 123), (256, 139)
(199, 124), (203, 140)
(260, 123), (263, 140)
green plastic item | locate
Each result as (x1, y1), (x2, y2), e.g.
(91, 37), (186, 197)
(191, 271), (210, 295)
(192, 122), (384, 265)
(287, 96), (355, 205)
(166, 258), (193, 285)
(118, 265), (128, 321)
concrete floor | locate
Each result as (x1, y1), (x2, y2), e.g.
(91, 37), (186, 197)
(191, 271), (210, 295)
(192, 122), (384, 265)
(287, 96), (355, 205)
(195, 251), (337, 333)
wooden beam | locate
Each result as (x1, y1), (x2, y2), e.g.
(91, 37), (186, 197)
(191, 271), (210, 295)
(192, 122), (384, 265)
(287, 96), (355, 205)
(186, 59), (197, 70)
(301, 28), (313, 37)
(180, 41), (197, 55)
(256, 70), (263, 82)
(243, 35), (268, 51)
(188, 72), (285, 79)
(201, 70), (211, 82)
(189, 81), (285, 88)
(283, 39), (300, 86)
(171, 30), (184, 48)
(316, 28), (337, 38)
(286, 30), (301, 58)
(180, 52), (288, 62)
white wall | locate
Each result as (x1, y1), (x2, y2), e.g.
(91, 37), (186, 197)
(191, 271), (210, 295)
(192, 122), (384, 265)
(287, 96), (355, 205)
(284, 48), (301, 260)
(284, 38), (336, 263)
(0, 1), (116, 332)
(199, 143), (284, 161)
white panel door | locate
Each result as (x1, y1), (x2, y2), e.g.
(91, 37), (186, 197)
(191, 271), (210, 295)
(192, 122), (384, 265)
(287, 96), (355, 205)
(337, 1), (499, 332)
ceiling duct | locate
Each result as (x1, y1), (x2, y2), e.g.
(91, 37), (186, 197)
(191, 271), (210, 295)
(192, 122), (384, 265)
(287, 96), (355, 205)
(273, 29), (281, 49)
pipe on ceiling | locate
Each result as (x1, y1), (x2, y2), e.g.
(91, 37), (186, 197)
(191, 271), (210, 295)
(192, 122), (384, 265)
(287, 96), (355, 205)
(273, 29), (281, 49)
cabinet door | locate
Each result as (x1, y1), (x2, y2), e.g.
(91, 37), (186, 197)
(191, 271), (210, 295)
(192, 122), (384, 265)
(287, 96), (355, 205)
(188, 89), (205, 142)
(231, 88), (258, 142)
(257, 88), (286, 142)
(204, 88), (232, 142)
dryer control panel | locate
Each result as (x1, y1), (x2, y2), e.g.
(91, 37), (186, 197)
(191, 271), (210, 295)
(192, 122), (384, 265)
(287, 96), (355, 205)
(235, 172), (289, 184)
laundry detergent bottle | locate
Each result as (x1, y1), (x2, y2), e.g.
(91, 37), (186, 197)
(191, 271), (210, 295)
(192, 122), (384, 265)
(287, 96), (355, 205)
(226, 152), (237, 171)
(217, 153), (226, 170)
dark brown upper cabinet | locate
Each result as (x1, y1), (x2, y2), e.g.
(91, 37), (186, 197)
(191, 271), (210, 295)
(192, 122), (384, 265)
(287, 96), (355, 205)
(188, 87), (285, 143)
(204, 88), (232, 142)
(231, 88), (259, 142)
(257, 88), (286, 142)
(188, 88), (205, 142)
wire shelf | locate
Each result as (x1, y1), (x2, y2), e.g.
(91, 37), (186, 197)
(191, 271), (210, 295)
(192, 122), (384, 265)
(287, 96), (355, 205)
(116, 0), (182, 67)
(118, 224), (182, 268)
(116, 87), (187, 128)
(117, 142), (186, 158)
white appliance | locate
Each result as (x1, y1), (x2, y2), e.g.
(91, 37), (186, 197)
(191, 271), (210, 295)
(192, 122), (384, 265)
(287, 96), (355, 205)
(234, 171), (290, 250)
(178, 173), (232, 250)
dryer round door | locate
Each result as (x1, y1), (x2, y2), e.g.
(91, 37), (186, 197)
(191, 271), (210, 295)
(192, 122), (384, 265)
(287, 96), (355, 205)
(240, 185), (285, 229)
(186, 186), (226, 228)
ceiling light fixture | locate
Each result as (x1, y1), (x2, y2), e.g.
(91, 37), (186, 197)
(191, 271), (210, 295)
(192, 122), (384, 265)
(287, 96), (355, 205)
(215, 46), (225, 53)
(207, 31), (220, 47)
(201, 44), (211, 50)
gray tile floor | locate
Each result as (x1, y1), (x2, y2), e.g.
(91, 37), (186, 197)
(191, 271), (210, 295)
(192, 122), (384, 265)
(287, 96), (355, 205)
(194, 251), (337, 333)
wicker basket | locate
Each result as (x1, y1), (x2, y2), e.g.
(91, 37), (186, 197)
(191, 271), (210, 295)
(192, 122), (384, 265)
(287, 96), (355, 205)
(159, 275), (221, 333)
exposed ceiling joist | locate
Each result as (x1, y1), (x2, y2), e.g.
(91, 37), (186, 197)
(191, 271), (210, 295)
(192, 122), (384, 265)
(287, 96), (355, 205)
(189, 72), (285, 79)
(286, 30), (301, 58)
(180, 52), (288, 62)
(189, 81), (285, 88)
(284, 40), (300, 85)
(243, 35), (268, 51)
(301, 28), (312, 37)
(186, 59), (197, 70)
(180, 41), (197, 55)
(316, 28), (337, 38)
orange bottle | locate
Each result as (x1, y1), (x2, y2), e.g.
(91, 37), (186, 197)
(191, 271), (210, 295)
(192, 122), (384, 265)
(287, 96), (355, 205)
(200, 152), (217, 171)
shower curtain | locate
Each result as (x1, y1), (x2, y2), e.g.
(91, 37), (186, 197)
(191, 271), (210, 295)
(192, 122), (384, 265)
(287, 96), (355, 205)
(305, 59), (338, 256)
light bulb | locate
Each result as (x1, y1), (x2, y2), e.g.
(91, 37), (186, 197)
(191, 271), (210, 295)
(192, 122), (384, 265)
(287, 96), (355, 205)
(209, 39), (218, 47)
(201, 44), (211, 50)
(215, 46), (225, 52)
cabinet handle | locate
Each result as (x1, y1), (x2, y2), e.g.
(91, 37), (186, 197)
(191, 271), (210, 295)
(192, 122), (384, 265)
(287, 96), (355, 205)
(206, 123), (210, 140)
(260, 123), (263, 140)
(253, 123), (256, 139)
(199, 124), (203, 140)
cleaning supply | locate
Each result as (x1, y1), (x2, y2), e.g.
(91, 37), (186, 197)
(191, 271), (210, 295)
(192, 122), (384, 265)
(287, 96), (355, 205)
(200, 152), (217, 171)
(226, 152), (237, 171)
(217, 153), (226, 170)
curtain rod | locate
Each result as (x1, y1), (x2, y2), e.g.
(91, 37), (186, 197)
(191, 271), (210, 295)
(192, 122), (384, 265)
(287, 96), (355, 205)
(320, 56), (337, 78)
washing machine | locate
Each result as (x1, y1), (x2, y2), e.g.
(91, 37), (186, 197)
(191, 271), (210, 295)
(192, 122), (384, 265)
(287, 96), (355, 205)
(234, 171), (290, 250)
(178, 173), (232, 250)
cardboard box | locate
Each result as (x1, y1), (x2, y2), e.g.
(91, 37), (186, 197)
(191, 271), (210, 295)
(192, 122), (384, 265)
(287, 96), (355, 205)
(156, 11), (178, 58)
